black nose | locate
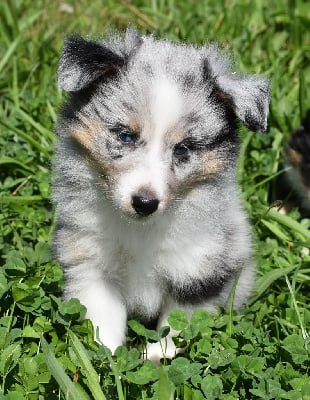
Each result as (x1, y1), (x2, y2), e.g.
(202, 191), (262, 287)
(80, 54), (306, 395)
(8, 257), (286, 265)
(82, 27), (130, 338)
(131, 195), (159, 216)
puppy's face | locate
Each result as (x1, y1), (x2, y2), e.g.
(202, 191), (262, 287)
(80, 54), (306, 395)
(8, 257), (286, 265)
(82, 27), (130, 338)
(70, 78), (237, 218)
(58, 31), (270, 218)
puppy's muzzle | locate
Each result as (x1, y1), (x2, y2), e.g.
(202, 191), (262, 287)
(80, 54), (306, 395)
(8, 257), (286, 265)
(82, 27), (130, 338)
(131, 195), (159, 216)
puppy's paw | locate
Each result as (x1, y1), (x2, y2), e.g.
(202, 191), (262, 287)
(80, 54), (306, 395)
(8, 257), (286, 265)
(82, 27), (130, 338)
(145, 337), (177, 364)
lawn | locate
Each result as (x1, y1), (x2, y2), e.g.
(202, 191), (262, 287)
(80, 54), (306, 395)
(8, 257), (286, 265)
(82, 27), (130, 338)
(0, 0), (309, 399)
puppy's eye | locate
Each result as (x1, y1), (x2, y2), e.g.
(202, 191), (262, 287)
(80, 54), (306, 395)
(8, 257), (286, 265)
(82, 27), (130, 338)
(118, 131), (137, 144)
(173, 143), (189, 158)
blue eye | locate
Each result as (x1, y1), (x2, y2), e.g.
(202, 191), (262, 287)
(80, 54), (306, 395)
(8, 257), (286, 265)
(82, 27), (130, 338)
(118, 131), (136, 143)
(173, 143), (189, 157)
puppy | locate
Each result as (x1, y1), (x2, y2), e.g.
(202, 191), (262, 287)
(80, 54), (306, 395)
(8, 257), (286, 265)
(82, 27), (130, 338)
(53, 28), (270, 361)
(285, 110), (310, 213)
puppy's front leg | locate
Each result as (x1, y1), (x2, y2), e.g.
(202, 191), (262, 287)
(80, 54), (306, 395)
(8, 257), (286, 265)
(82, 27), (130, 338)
(65, 272), (127, 353)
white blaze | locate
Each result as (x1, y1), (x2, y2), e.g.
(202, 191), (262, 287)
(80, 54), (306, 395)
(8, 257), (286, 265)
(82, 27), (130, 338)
(115, 78), (184, 212)
(150, 78), (183, 137)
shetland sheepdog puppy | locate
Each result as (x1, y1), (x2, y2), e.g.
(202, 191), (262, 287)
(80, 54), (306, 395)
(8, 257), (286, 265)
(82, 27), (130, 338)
(53, 29), (270, 361)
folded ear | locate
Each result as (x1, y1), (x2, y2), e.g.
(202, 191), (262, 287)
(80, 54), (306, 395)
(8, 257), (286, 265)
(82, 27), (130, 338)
(58, 35), (125, 92)
(204, 50), (270, 132)
(217, 74), (270, 132)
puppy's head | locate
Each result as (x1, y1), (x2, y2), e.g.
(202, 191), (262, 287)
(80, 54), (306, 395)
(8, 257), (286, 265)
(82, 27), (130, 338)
(58, 29), (270, 218)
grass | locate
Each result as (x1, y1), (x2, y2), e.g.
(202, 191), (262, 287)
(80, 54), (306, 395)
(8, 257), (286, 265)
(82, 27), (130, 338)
(0, 0), (309, 399)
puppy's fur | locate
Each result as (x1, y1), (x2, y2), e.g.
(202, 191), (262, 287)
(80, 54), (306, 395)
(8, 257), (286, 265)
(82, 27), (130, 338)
(53, 29), (270, 360)
(285, 110), (310, 213)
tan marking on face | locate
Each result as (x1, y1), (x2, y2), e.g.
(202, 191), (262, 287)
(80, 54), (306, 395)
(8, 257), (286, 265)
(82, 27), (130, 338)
(71, 128), (97, 153)
(165, 127), (186, 147)
(70, 114), (105, 154)
(70, 114), (119, 179)
(287, 147), (302, 168)
(202, 150), (227, 176)
(128, 117), (142, 133)
(177, 150), (229, 197)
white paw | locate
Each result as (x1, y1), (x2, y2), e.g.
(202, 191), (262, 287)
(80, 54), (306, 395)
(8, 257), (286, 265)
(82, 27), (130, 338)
(146, 337), (177, 364)
(94, 326), (125, 354)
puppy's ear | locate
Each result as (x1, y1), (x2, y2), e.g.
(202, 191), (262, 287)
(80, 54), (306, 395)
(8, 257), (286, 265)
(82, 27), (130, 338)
(58, 35), (125, 92)
(217, 74), (270, 132)
(204, 53), (270, 132)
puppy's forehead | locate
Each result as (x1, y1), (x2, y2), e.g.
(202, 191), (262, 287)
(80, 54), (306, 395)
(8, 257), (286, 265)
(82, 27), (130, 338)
(125, 41), (225, 138)
(94, 40), (225, 140)
(150, 77), (183, 136)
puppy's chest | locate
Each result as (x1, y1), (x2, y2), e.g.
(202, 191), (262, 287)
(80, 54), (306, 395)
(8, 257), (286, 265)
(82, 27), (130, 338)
(109, 230), (209, 315)
(114, 247), (163, 317)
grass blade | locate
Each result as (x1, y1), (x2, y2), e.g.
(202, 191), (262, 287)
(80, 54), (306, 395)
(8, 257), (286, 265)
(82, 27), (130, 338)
(98, 343), (125, 400)
(15, 108), (55, 141)
(0, 36), (20, 73)
(41, 336), (90, 400)
(0, 119), (50, 155)
(0, 156), (34, 174)
(251, 264), (298, 303)
(68, 331), (107, 400)
(228, 270), (242, 336)
(257, 205), (310, 243)
(0, 195), (43, 202)
(283, 271), (309, 342)
(19, 10), (43, 31)
(260, 219), (291, 242)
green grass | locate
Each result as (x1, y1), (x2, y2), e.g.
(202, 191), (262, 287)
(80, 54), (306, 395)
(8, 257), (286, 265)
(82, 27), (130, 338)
(0, 0), (309, 399)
